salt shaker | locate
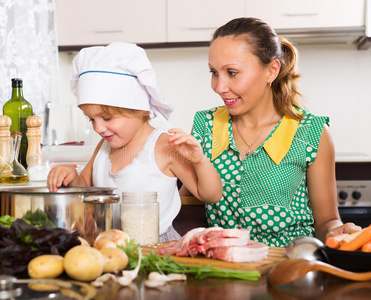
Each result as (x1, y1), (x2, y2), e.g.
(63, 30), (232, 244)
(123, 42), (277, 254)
(0, 115), (11, 175)
(26, 115), (42, 166)
(121, 192), (159, 245)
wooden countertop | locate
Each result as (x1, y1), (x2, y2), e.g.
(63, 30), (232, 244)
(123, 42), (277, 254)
(89, 261), (371, 300)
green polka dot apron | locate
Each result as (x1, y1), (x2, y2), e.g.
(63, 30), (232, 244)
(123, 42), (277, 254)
(192, 106), (329, 247)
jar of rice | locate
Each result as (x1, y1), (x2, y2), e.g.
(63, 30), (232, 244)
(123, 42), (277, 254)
(120, 192), (159, 245)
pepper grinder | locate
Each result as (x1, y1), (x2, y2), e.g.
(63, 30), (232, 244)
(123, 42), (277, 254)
(0, 115), (12, 173)
(26, 115), (42, 166)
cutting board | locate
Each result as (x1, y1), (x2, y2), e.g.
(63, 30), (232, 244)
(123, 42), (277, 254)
(141, 243), (287, 275)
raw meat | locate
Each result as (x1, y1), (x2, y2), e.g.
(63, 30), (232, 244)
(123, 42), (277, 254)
(158, 227), (268, 262)
(205, 241), (269, 262)
(158, 227), (205, 256)
(188, 227), (250, 257)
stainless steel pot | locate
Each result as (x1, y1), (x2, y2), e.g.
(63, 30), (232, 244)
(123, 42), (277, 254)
(0, 187), (120, 245)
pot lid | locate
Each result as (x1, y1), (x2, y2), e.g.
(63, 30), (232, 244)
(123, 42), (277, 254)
(0, 187), (115, 195)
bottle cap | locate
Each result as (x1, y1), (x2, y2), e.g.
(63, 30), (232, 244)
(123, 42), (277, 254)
(10, 131), (22, 138)
(11, 78), (23, 88)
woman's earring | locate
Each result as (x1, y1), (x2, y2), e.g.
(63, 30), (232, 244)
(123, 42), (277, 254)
(269, 82), (272, 87)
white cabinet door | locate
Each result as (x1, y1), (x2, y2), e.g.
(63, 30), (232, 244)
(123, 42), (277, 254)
(167, 0), (245, 42)
(245, 0), (365, 29)
(56, 0), (166, 46)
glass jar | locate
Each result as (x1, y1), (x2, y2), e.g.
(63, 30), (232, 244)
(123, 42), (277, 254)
(27, 154), (51, 181)
(120, 192), (159, 245)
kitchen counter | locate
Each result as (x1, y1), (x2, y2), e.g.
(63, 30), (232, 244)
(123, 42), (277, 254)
(335, 152), (371, 162)
(2, 184), (370, 299)
(88, 271), (371, 300)
(88, 244), (371, 299)
(0, 181), (47, 190)
(5, 246), (371, 300)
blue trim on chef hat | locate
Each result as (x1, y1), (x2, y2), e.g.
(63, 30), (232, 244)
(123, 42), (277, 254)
(79, 70), (138, 78)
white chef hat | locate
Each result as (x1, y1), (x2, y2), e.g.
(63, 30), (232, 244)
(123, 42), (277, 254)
(70, 42), (173, 126)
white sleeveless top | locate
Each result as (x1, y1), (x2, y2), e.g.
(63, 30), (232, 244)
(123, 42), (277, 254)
(93, 128), (181, 235)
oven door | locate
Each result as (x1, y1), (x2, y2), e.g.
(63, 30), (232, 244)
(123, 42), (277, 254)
(338, 207), (371, 228)
(336, 161), (371, 228)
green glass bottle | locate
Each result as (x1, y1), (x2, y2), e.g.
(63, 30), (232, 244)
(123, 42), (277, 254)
(3, 78), (33, 168)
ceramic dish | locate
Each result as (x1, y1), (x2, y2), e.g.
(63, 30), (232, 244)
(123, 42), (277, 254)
(315, 246), (371, 272)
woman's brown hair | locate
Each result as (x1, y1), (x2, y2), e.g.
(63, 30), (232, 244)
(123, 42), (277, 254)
(212, 17), (303, 120)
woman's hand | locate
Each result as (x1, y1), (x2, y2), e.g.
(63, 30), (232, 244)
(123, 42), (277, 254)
(167, 128), (222, 203)
(47, 165), (79, 192)
(326, 222), (362, 240)
(168, 128), (206, 164)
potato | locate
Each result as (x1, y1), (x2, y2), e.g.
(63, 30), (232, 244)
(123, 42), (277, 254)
(100, 247), (129, 273)
(28, 255), (64, 279)
(64, 245), (105, 281)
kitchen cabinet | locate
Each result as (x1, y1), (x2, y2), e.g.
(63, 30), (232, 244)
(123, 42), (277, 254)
(167, 0), (245, 42)
(244, 0), (365, 29)
(55, 0), (166, 46)
(55, 0), (368, 48)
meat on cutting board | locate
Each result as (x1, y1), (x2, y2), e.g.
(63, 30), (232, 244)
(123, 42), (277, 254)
(158, 227), (268, 262)
(159, 227), (206, 256)
(188, 227), (250, 257)
(205, 241), (269, 262)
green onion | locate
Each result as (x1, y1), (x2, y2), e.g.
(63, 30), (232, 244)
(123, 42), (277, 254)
(118, 239), (260, 281)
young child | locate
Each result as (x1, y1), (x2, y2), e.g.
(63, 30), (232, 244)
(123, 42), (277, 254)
(47, 42), (222, 241)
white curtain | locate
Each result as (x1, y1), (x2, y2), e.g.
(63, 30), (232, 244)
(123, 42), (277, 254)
(0, 0), (59, 115)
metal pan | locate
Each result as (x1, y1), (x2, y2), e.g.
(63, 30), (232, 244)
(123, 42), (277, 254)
(0, 187), (120, 245)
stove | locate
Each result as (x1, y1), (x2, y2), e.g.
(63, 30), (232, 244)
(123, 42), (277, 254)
(337, 180), (371, 207)
(336, 162), (371, 228)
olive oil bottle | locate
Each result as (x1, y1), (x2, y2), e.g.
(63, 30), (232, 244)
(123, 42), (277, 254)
(3, 78), (33, 168)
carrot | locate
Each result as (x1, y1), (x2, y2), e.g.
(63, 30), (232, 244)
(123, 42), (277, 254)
(362, 241), (371, 252)
(339, 225), (371, 251)
(326, 229), (363, 249)
(326, 233), (350, 249)
(339, 229), (363, 246)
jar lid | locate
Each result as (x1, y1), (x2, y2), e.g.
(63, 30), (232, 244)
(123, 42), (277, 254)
(81, 194), (120, 204)
(122, 192), (158, 202)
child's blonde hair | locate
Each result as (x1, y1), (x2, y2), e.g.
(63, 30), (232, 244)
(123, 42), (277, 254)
(80, 104), (151, 122)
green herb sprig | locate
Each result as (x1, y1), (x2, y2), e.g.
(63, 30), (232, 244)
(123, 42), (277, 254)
(118, 239), (260, 281)
(0, 215), (16, 227)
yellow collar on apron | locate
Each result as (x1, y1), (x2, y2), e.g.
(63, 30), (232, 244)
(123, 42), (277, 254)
(211, 106), (302, 165)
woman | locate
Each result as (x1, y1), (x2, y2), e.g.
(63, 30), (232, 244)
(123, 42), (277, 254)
(190, 17), (360, 247)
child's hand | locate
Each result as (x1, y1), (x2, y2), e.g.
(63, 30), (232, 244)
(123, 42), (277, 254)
(47, 165), (78, 192)
(168, 128), (206, 164)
